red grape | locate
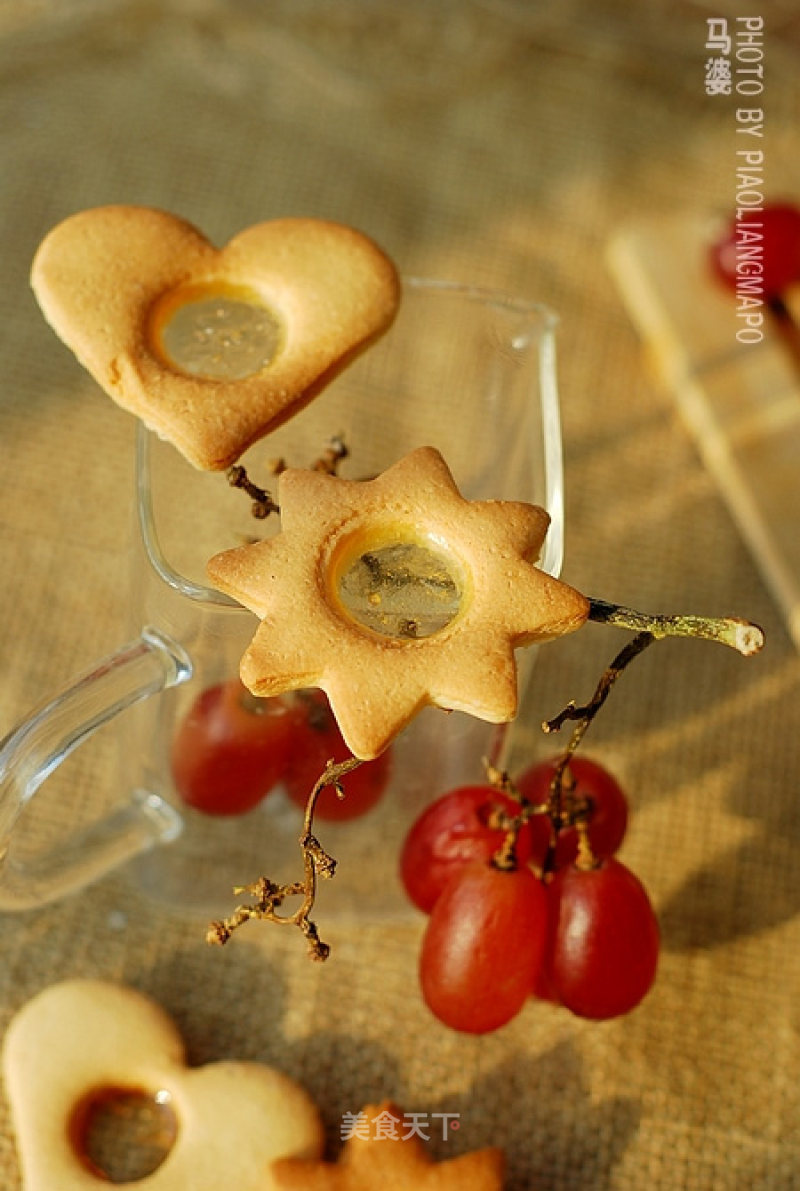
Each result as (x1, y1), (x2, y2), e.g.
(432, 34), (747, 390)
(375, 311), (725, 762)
(170, 680), (294, 816)
(516, 755), (628, 870)
(399, 784), (535, 914)
(283, 690), (391, 821)
(419, 861), (549, 1033)
(545, 857), (659, 1020)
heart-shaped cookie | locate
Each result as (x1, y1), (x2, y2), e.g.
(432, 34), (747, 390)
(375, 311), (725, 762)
(2, 979), (323, 1189)
(31, 206), (400, 469)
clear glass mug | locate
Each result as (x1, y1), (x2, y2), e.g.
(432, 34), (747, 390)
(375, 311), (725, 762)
(0, 279), (564, 923)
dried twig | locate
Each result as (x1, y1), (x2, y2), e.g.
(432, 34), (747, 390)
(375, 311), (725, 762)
(225, 465), (279, 519)
(206, 756), (363, 958)
(312, 434), (349, 475)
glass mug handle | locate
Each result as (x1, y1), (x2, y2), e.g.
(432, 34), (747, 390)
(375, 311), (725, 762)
(0, 627), (191, 910)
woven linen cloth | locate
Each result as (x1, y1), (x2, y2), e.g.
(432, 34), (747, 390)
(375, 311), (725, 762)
(1, 2), (799, 1188)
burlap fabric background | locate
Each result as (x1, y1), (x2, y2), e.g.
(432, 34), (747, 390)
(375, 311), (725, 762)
(1, 2), (799, 1187)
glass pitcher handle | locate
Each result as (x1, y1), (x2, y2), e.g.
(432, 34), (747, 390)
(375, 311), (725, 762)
(0, 627), (192, 910)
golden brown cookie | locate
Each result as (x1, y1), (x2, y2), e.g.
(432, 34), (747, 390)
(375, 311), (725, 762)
(1, 979), (323, 1189)
(207, 445), (590, 759)
(31, 206), (400, 469)
(270, 1101), (505, 1190)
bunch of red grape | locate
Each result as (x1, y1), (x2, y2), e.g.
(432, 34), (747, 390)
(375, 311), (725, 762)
(170, 680), (391, 820)
(172, 684), (658, 1031)
(400, 756), (660, 1033)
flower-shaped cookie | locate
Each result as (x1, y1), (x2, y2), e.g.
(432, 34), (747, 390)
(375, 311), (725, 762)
(207, 446), (589, 760)
(31, 206), (400, 469)
(270, 1101), (505, 1190)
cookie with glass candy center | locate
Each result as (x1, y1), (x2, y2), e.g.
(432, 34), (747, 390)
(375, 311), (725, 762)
(2, 979), (323, 1189)
(31, 206), (400, 469)
(207, 445), (590, 760)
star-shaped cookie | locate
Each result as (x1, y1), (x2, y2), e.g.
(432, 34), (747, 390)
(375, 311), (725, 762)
(269, 1101), (505, 1190)
(207, 446), (589, 759)
(31, 206), (399, 469)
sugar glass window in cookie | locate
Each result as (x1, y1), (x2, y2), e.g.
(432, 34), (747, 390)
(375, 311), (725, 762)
(71, 1086), (178, 1181)
(149, 282), (285, 382)
(331, 529), (468, 641)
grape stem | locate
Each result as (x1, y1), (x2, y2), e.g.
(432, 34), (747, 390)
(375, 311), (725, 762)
(225, 436), (349, 521)
(586, 598), (764, 656)
(226, 465), (279, 519)
(312, 434), (349, 475)
(491, 600), (764, 874)
(539, 600), (764, 869)
(206, 756), (362, 958)
(486, 633), (655, 875)
(545, 631), (653, 744)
